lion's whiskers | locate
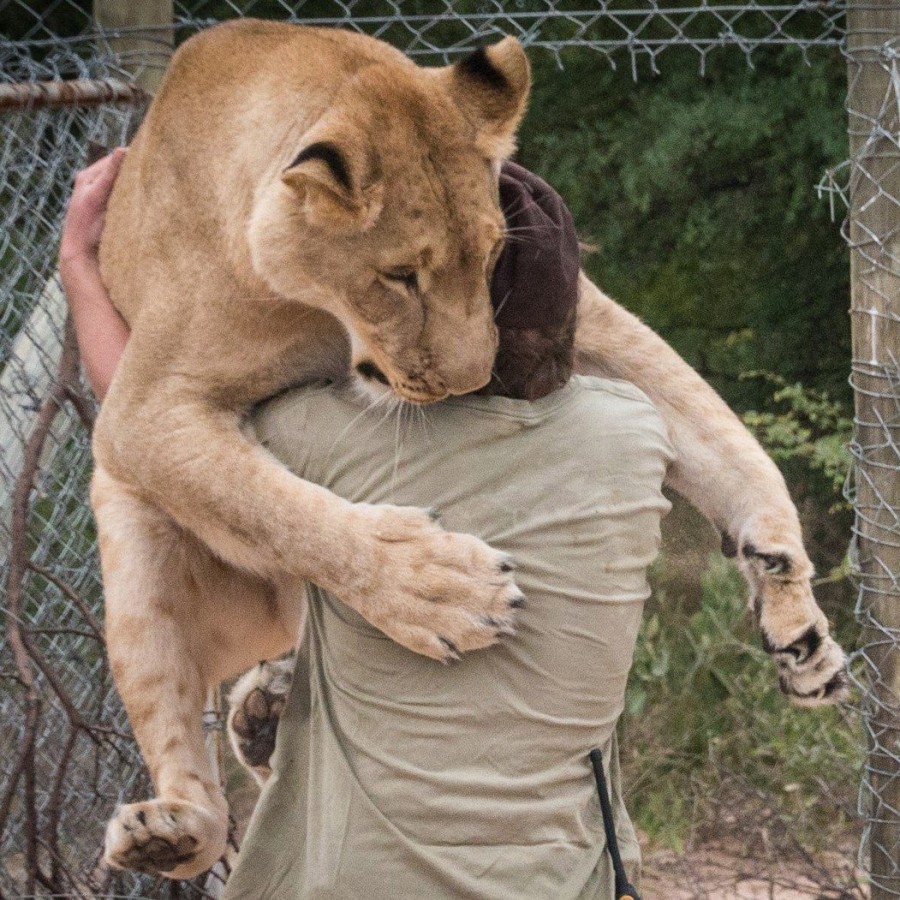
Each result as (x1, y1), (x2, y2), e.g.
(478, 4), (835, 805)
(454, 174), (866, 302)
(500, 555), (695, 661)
(326, 379), (396, 460)
(493, 289), (513, 319)
(490, 365), (509, 392)
(501, 221), (560, 248)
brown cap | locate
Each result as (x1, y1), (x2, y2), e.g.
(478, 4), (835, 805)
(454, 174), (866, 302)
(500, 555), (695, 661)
(491, 160), (580, 329)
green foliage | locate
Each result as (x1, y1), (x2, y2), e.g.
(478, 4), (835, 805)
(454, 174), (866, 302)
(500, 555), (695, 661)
(518, 45), (850, 409)
(742, 372), (853, 509)
(518, 46), (854, 589)
(622, 556), (861, 850)
(0, 1), (90, 43)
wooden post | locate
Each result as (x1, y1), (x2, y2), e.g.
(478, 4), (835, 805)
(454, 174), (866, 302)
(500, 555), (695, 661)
(93, 0), (173, 95)
(846, 2), (900, 897)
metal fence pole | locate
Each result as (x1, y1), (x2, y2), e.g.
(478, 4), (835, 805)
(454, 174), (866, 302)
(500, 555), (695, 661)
(846, 2), (900, 896)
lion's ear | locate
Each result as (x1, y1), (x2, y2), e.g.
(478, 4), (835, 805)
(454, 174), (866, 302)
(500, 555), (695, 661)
(444, 38), (531, 159)
(282, 141), (382, 230)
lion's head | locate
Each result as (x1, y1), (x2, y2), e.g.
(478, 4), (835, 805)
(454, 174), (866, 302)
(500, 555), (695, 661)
(249, 37), (530, 402)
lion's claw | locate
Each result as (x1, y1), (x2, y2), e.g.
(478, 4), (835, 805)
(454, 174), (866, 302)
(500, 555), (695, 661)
(769, 626), (850, 707)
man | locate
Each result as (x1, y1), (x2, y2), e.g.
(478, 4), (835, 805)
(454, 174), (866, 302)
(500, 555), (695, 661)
(62, 153), (671, 898)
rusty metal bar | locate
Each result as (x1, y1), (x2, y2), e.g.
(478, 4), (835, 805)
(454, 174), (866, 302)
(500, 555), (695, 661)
(0, 78), (147, 112)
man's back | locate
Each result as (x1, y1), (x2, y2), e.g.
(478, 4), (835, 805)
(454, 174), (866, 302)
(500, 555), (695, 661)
(226, 375), (672, 899)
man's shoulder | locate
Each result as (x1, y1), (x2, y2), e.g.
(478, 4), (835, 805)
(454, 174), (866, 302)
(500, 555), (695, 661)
(251, 374), (674, 474)
(572, 374), (656, 408)
(569, 375), (664, 427)
(566, 376), (674, 460)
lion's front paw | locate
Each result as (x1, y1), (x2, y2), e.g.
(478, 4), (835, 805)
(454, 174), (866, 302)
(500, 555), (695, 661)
(345, 504), (524, 663)
(740, 543), (850, 707)
(104, 798), (227, 880)
(227, 658), (294, 784)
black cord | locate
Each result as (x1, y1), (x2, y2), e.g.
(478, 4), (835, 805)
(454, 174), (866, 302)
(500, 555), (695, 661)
(589, 748), (641, 900)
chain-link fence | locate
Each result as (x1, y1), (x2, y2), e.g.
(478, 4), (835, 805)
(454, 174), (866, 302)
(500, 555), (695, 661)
(5, 0), (848, 69)
(1, 1), (898, 897)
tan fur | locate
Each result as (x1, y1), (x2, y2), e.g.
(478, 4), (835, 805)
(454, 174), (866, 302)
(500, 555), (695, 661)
(93, 20), (845, 878)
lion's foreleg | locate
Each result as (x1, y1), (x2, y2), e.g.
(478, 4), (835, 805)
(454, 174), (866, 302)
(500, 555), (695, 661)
(92, 467), (301, 879)
(93, 384), (522, 664)
(574, 274), (848, 704)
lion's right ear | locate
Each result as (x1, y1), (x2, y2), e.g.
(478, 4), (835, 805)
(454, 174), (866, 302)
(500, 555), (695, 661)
(282, 141), (383, 231)
(444, 38), (531, 160)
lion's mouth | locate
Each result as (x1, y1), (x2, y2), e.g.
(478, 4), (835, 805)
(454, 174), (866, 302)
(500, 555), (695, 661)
(397, 389), (448, 404)
(354, 361), (447, 404)
(355, 361), (391, 386)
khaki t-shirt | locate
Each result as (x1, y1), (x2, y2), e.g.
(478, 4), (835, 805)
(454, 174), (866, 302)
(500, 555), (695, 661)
(224, 376), (673, 900)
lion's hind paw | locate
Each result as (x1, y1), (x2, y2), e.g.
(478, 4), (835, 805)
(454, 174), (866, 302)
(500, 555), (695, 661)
(227, 657), (294, 783)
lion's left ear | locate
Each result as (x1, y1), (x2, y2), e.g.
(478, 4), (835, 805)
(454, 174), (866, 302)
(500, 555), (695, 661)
(282, 135), (383, 231)
(442, 38), (531, 160)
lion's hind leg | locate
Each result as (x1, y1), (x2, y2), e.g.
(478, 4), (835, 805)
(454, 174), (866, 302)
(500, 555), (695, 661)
(92, 468), (298, 879)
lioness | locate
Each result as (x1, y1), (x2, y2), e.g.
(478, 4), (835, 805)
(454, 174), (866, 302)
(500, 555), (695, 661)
(91, 19), (847, 879)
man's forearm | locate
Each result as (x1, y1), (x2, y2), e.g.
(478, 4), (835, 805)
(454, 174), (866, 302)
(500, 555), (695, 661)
(58, 147), (130, 400)
(60, 255), (129, 401)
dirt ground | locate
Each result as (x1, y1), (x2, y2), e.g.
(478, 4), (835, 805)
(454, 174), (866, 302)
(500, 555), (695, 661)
(640, 842), (867, 899)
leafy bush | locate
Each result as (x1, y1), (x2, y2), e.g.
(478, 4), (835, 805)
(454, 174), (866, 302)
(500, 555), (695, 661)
(519, 45), (850, 410)
(742, 372), (853, 511)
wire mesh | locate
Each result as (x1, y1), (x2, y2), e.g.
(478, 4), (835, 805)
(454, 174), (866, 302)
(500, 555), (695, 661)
(0, 91), (234, 898)
(816, 17), (900, 894)
(2, 0), (849, 72)
(0, 1), (897, 897)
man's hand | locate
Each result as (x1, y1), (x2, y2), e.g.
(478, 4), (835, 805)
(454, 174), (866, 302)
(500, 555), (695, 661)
(60, 147), (126, 271)
(59, 148), (130, 401)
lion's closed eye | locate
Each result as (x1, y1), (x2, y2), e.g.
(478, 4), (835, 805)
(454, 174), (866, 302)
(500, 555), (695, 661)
(353, 277), (415, 324)
(381, 268), (419, 293)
